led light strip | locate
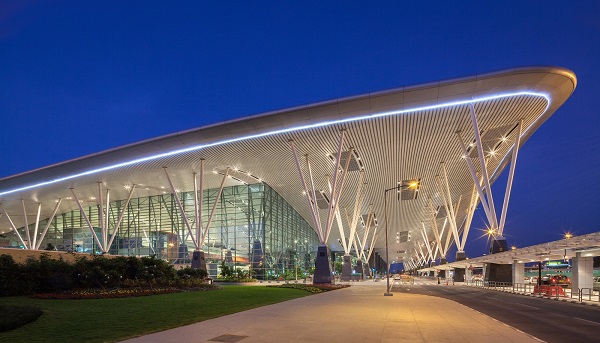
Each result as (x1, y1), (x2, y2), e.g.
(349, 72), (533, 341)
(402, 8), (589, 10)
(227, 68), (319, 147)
(0, 91), (550, 197)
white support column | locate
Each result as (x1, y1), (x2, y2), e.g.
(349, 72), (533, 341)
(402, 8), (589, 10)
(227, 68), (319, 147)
(106, 185), (136, 252)
(512, 260), (524, 284)
(460, 184), (479, 250)
(20, 200), (31, 249)
(70, 188), (104, 252)
(200, 168), (230, 247)
(335, 209), (349, 253)
(442, 218), (453, 256)
(468, 104), (499, 229)
(435, 175), (462, 251)
(334, 208), (347, 252)
(465, 266), (473, 282)
(32, 203), (41, 250)
(355, 232), (364, 258)
(417, 242), (427, 264)
(420, 228), (433, 262)
(572, 252), (594, 291)
(344, 171), (365, 255)
(441, 162), (464, 249)
(104, 188), (110, 250)
(36, 199), (62, 250)
(413, 248), (421, 266)
(457, 132), (494, 224)
(366, 230), (378, 263)
(198, 159), (204, 247)
(164, 167), (198, 250)
(359, 212), (374, 261)
(289, 140), (324, 243)
(194, 159), (205, 250)
(498, 120), (522, 236)
(410, 258), (418, 270)
(0, 205), (28, 248)
(193, 172), (200, 249)
(353, 219), (365, 259)
(97, 183), (105, 252)
(427, 200), (445, 258)
(324, 130), (346, 244)
(432, 243), (440, 262)
(327, 175), (348, 254)
(305, 155), (324, 240)
(325, 146), (353, 244)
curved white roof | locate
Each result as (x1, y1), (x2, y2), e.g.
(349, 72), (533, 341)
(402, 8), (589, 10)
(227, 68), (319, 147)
(0, 66), (577, 261)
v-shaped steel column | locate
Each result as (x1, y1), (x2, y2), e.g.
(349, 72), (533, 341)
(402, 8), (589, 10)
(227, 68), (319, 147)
(457, 104), (524, 237)
(0, 205), (28, 248)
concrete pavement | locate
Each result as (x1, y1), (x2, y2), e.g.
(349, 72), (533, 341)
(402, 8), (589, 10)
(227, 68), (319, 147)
(121, 280), (541, 343)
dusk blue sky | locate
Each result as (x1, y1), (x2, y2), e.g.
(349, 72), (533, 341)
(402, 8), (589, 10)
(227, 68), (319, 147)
(1, 1), (598, 259)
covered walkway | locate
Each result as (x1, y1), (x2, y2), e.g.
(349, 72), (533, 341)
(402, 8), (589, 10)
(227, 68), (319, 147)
(121, 282), (539, 343)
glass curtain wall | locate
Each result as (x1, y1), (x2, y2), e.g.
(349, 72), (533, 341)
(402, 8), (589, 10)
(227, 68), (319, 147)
(3, 183), (319, 280)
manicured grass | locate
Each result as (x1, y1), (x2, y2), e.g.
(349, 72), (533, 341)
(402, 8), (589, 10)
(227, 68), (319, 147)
(0, 286), (311, 343)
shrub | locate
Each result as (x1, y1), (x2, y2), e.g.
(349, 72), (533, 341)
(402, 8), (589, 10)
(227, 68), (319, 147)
(0, 254), (213, 297)
(0, 304), (43, 332)
(216, 262), (256, 282)
(177, 267), (208, 279)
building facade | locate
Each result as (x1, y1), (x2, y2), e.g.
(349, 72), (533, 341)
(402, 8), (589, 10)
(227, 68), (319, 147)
(1, 183), (319, 279)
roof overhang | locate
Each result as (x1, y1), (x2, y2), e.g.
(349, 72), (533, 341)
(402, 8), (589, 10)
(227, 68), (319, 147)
(0, 66), (577, 260)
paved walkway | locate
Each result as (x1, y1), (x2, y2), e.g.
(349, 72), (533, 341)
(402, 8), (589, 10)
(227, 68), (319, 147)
(121, 281), (541, 343)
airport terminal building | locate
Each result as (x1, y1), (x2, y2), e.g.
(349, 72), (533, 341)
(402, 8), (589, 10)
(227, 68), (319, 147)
(0, 66), (576, 279)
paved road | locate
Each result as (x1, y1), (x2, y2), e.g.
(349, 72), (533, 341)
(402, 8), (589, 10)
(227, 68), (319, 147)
(392, 280), (600, 343)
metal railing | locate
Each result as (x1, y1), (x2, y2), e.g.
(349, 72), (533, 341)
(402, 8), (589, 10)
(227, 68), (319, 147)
(466, 281), (600, 304)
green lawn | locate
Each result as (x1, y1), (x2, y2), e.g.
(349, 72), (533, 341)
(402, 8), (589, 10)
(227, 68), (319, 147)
(0, 286), (311, 343)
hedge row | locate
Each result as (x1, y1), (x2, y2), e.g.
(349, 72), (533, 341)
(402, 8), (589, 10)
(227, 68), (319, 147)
(0, 304), (43, 332)
(0, 253), (208, 296)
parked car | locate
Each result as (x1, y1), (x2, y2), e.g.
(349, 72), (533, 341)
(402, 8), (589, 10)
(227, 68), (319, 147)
(524, 276), (532, 284)
(541, 274), (571, 287)
(593, 276), (600, 291)
(471, 274), (483, 282)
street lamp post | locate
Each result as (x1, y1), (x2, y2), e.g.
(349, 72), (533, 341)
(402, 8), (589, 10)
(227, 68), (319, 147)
(383, 184), (401, 296)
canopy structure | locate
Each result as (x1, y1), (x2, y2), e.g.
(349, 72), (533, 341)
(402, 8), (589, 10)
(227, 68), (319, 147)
(418, 231), (600, 272)
(0, 66), (576, 265)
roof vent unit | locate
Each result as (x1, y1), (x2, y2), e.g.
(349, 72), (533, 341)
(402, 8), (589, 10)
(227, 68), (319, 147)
(309, 190), (330, 209)
(467, 123), (519, 158)
(399, 179), (421, 200)
(397, 231), (411, 243)
(329, 150), (364, 171)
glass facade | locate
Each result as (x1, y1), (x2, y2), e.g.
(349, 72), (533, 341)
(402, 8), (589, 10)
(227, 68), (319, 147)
(2, 183), (319, 279)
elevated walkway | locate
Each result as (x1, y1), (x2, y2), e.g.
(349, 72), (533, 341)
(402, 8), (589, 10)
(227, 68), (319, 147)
(121, 282), (539, 343)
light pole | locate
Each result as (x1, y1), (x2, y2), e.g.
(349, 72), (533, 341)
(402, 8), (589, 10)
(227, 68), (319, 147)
(383, 184), (401, 296)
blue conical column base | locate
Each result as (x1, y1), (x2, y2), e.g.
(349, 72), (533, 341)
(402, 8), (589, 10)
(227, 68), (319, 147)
(453, 251), (466, 282)
(356, 260), (364, 280)
(485, 237), (512, 283)
(313, 244), (333, 284)
(191, 250), (207, 271)
(341, 255), (352, 281)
